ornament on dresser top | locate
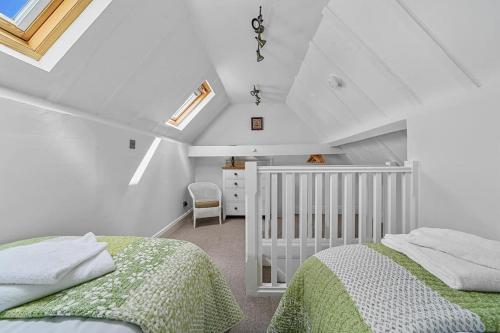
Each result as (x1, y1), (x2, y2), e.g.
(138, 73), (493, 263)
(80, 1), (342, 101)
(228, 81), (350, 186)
(307, 154), (326, 164)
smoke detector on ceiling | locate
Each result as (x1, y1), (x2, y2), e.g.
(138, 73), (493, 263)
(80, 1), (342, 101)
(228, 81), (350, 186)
(328, 75), (345, 90)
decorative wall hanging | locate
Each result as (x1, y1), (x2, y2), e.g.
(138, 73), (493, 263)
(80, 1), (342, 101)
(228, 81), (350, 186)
(252, 6), (266, 62)
(251, 117), (264, 130)
(250, 85), (261, 105)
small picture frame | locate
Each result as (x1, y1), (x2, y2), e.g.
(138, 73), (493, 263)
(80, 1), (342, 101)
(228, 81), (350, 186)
(251, 117), (264, 130)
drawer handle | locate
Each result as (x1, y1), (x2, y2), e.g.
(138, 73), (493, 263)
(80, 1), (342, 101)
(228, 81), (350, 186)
(234, 172), (238, 176)
(234, 207), (238, 210)
(234, 182), (238, 186)
(234, 193), (238, 197)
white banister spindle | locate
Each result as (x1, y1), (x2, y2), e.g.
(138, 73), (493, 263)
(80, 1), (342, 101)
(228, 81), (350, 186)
(386, 173), (397, 234)
(407, 161), (420, 230)
(401, 172), (409, 234)
(245, 162), (259, 295)
(366, 175), (373, 241)
(299, 174), (308, 264)
(358, 173), (368, 243)
(271, 174), (278, 286)
(257, 174), (263, 286)
(284, 173), (295, 283)
(343, 173), (355, 245)
(329, 173), (339, 247)
(324, 174), (330, 238)
(282, 174), (286, 240)
(307, 173), (313, 239)
(264, 173), (270, 239)
(372, 173), (382, 243)
(314, 174), (323, 253)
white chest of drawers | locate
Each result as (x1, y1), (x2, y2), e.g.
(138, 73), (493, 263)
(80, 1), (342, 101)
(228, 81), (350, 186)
(222, 168), (246, 219)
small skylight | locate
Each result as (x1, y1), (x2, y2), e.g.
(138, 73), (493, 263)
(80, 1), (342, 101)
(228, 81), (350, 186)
(0, 0), (52, 30)
(0, 0), (29, 19)
(166, 81), (215, 131)
(0, 0), (95, 62)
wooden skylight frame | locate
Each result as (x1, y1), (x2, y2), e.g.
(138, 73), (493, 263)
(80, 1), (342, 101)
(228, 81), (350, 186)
(166, 81), (213, 128)
(0, 0), (92, 60)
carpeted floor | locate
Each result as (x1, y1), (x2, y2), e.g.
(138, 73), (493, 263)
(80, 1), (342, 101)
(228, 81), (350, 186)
(167, 215), (281, 333)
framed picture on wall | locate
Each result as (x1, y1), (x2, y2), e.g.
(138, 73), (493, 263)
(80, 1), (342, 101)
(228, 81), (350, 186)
(251, 117), (263, 130)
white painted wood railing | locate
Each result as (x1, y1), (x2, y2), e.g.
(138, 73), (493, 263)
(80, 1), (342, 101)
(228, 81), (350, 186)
(245, 161), (420, 296)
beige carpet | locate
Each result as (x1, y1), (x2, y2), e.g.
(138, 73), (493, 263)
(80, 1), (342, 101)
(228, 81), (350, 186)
(167, 216), (281, 333)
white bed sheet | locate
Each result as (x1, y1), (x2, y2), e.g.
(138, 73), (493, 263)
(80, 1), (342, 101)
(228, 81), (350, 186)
(0, 317), (142, 333)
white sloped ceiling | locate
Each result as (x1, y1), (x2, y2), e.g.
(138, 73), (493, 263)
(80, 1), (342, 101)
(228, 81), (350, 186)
(339, 130), (407, 165)
(2, 0), (498, 157)
(287, 0), (500, 144)
(0, 0), (229, 143)
(185, 0), (329, 104)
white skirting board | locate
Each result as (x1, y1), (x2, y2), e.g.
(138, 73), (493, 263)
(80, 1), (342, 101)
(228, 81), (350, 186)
(152, 209), (193, 238)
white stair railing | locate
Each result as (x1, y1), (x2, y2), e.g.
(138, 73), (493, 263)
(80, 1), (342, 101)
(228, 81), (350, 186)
(245, 161), (420, 296)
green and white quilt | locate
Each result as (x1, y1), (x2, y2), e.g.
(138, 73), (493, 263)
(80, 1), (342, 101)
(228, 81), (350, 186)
(0, 236), (243, 333)
(269, 244), (500, 333)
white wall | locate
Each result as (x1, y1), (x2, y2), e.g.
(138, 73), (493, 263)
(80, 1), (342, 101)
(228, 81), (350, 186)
(407, 82), (500, 240)
(194, 103), (321, 145)
(192, 103), (408, 190)
(0, 98), (193, 244)
(192, 103), (350, 187)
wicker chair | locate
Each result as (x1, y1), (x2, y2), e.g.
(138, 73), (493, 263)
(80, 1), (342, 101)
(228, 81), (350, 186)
(188, 182), (222, 228)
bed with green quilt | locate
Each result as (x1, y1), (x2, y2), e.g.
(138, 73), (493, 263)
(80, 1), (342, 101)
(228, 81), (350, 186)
(268, 244), (500, 333)
(0, 236), (243, 333)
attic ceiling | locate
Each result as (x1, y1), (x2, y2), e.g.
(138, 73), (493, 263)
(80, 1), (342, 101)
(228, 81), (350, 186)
(0, 0), (229, 143)
(287, 0), (500, 143)
(185, 0), (328, 104)
(0, 0), (499, 146)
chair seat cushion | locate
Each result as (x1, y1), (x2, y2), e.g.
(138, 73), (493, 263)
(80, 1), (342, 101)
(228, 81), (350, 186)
(195, 200), (220, 208)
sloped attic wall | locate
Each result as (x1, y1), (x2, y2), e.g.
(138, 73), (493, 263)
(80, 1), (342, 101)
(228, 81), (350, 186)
(407, 80), (500, 240)
(281, 0), (500, 239)
(287, 0), (499, 144)
(0, 97), (193, 244)
(338, 131), (407, 165)
(0, 0), (233, 242)
(0, 0), (228, 143)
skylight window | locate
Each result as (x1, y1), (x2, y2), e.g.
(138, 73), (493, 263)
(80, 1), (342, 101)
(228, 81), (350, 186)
(166, 81), (215, 131)
(0, 0), (29, 19)
(0, 0), (93, 60)
(0, 0), (53, 30)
